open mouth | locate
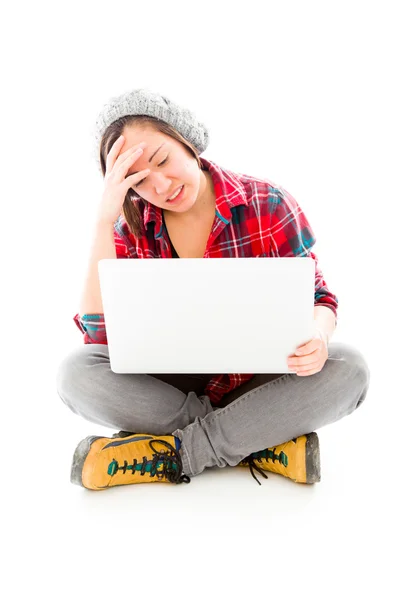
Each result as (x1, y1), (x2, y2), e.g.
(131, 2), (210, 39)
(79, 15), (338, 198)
(166, 185), (184, 204)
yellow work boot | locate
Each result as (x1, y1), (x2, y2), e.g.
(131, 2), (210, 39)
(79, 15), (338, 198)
(237, 432), (321, 485)
(70, 432), (191, 490)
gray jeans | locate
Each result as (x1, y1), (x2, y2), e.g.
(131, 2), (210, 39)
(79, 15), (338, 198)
(56, 342), (370, 477)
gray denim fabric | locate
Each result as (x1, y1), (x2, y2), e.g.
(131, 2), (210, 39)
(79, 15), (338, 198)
(56, 342), (370, 477)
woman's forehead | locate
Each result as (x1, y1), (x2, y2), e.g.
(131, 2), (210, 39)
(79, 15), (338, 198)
(122, 125), (166, 144)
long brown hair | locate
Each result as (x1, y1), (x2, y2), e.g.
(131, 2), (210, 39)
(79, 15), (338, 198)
(99, 115), (203, 238)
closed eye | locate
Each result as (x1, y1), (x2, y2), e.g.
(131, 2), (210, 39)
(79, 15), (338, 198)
(135, 157), (168, 187)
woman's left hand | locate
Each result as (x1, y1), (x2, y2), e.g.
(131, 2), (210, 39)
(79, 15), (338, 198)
(287, 327), (329, 376)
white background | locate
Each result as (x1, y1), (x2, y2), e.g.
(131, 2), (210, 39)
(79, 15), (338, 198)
(2, 1), (399, 598)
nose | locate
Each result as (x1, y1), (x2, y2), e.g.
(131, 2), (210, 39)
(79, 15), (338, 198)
(148, 171), (171, 196)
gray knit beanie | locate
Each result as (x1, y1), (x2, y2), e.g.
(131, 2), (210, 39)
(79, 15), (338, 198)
(92, 87), (210, 172)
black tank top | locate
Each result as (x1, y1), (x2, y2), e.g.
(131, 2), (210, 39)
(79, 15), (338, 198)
(162, 211), (180, 258)
(160, 211), (216, 390)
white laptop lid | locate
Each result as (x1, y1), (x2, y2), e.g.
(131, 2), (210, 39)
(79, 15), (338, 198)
(98, 257), (316, 374)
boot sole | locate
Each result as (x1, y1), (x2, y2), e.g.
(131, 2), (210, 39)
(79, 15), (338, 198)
(70, 435), (103, 488)
(305, 432), (321, 483)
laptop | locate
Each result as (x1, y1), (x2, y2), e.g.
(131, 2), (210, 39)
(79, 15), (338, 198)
(98, 257), (316, 374)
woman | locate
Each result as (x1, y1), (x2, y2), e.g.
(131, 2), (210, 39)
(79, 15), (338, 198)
(56, 88), (370, 491)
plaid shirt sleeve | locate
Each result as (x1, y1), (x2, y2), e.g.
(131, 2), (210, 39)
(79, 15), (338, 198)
(268, 184), (339, 325)
(73, 226), (131, 344)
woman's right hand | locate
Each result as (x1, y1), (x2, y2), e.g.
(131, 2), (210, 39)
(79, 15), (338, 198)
(96, 135), (150, 226)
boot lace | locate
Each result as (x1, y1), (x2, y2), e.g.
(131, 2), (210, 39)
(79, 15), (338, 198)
(241, 445), (291, 486)
(107, 438), (191, 484)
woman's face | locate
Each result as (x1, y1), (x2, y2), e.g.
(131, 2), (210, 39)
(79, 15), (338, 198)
(119, 125), (208, 214)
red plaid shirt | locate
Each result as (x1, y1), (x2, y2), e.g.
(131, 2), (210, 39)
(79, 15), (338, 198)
(73, 156), (338, 406)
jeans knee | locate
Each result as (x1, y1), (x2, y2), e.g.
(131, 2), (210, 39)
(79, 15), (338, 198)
(355, 355), (370, 409)
(55, 346), (91, 411)
(338, 343), (371, 410)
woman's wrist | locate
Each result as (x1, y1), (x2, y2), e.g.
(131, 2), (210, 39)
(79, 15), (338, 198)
(315, 326), (329, 347)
